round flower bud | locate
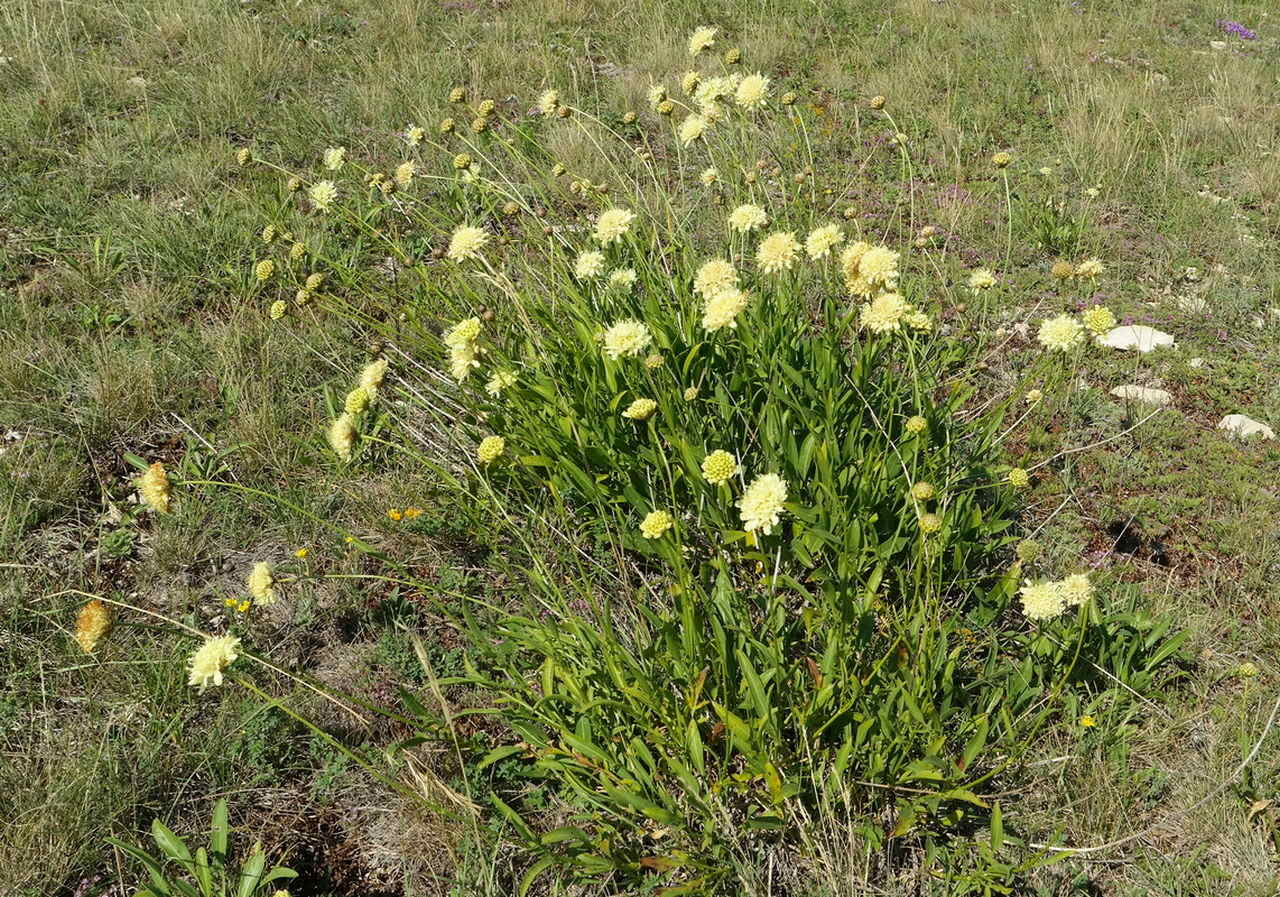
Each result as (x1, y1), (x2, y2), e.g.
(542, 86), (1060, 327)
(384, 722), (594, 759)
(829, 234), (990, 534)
(869, 95), (886, 110)
(781, 91), (797, 106)
(657, 99), (674, 116)
(439, 117), (456, 134)
(449, 86), (467, 103)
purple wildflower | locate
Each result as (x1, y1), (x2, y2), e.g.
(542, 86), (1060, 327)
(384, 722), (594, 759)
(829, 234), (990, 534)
(1217, 20), (1258, 40)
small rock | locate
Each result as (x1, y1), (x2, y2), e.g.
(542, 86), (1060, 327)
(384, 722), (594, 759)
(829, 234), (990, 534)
(1218, 414), (1276, 440)
(1098, 325), (1175, 352)
(1110, 385), (1172, 406)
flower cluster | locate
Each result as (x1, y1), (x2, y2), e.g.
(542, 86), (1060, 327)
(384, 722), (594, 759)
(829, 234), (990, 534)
(1018, 573), (1093, 621)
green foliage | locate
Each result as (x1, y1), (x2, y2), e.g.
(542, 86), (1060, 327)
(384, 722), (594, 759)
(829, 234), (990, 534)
(106, 799), (296, 897)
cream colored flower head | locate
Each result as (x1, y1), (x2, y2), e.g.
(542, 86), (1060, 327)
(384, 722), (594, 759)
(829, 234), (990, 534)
(701, 287), (750, 331)
(323, 146), (346, 170)
(261, 224), (276, 244)
(846, 244), (899, 296)
(678, 113), (709, 146)
(1075, 257), (1104, 279)
(248, 561), (277, 605)
(593, 207), (636, 244)
(804, 224), (845, 260)
(255, 259), (274, 282)
(905, 415), (927, 435)
(1081, 305), (1116, 336)
(359, 358), (389, 394)
(188, 634), (241, 691)
(756, 231), (800, 274)
(968, 268), (997, 290)
(1058, 573), (1093, 607)
(444, 317), (482, 349)
(694, 74), (740, 109)
(449, 342), (481, 381)
(344, 386), (370, 415)
(305, 272), (324, 291)
(1025, 388), (1043, 403)
(485, 370), (516, 396)
(327, 413), (356, 461)
(477, 435), (505, 465)
(394, 160), (416, 187)
(992, 151), (1012, 168)
(735, 72), (770, 109)
(608, 268), (638, 290)
(1007, 467), (1030, 488)
(1051, 260), (1075, 280)
(688, 25), (718, 56)
(860, 292), (908, 333)
(405, 125), (425, 145)
(728, 203), (768, 233)
(700, 167), (719, 186)
(905, 309), (932, 331)
(269, 300), (287, 320)
(575, 250), (607, 279)
(308, 180), (338, 210)
(602, 319), (652, 359)
(647, 84), (667, 109)
(1019, 580), (1065, 621)
(918, 512), (942, 534)
(701, 450), (738, 485)
(738, 473), (788, 534)
(694, 258), (738, 298)
(681, 71), (702, 96)
(645, 353), (664, 369)
(640, 510), (674, 539)
(683, 386), (699, 401)
(910, 481), (936, 501)
(138, 461), (171, 514)
(537, 88), (560, 116)
(1037, 313), (1085, 352)
(622, 398), (658, 420)
(289, 241), (306, 261)
(448, 225), (489, 262)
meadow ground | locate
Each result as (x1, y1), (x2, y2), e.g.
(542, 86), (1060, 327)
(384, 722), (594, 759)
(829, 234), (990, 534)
(1, 0), (1279, 895)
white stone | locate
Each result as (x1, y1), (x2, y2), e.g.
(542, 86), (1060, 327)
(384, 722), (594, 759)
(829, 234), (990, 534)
(1110, 385), (1172, 406)
(1098, 325), (1175, 352)
(1218, 414), (1276, 440)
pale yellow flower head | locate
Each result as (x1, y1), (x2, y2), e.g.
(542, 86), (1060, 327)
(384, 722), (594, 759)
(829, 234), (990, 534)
(905, 415), (928, 435)
(756, 231), (800, 274)
(728, 204), (768, 233)
(327, 413), (356, 461)
(860, 292), (909, 333)
(1007, 467), (1030, 488)
(622, 398), (658, 420)
(992, 151), (1012, 168)
(1081, 305), (1116, 336)
(449, 342), (481, 381)
(688, 25), (718, 57)
(1037, 314), (1085, 352)
(968, 268), (997, 290)
(734, 72), (770, 110)
(1051, 260), (1075, 280)
(640, 510), (674, 539)
(537, 88), (560, 116)
(138, 461), (171, 513)
(738, 473), (788, 534)
(593, 207), (636, 244)
(910, 481), (936, 501)
(681, 71), (702, 96)
(405, 125), (425, 145)
(248, 561), (276, 605)
(683, 386), (699, 401)
(608, 268), (638, 290)
(1075, 257), (1104, 279)
(269, 300), (287, 320)
(647, 84), (667, 109)
(918, 512), (943, 534)
(678, 113), (709, 146)
(394, 160), (416, 187)
(308, 180), (338, 210)
(448, 225), (489, 262)
(444, 317), (482, 349)
(804, 224), (845, 260)
(1019, 580), (1065, 621)
(359, 358), (389, 395)
(188, 634), (241, 691)
(694, 258), (738, 298)
(844, 244), (899, 296)
(477, 435), (505, 465)
(575, 250), (606, 279)
(486, 370), (516, 396)
(905, 309), (932, 331)
(344, 386), (370, 415)
(602, 319), (652, 360)
(255, 259), (274, 282)
(701, 287), (750, 331)
(699, 450), (737, 486)
(1058, 573), (1093, 607)
(323, 146), (346, 170)
(700, 167), (719, 186)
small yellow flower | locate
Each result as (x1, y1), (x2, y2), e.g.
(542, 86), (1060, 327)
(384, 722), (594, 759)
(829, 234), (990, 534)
(738, 473), (788, 534)
(701, 287), (749, 332)
(237, 600), (250, 613)
(387, 508), (403, 521)
(269, 300), (286, 320)
(622, 398), (657, 421)
(308, 180), (338, 211)
(305, 272), (324, 291)
(327, 413), (356, 462)
(992, 151), (1012, 168)
(536, 88), (560, 116)
(1025, 389), (1043, 403)
(285, 176), (301, 192)
(968, 268), (996, 290)
(1007, 467), (1031, 488)
(755, 231), (800, 274)
(1037, 314), (1085, 352)
(694, 258), (738, 298)
(289, 241), (306, 262)
(869, 95), (886, 110)
(859, 292), (908, 333)
(405, 125), (425, 145)
(1019, 580), (1065, 621)
(700, 167), (719, 186)
(910, 481), (936, 501)
(477, 435), (505, 465)
(905, 415), (927, 435)
(804, 224), (844, 260)
(248, 561), (277, 605)
(1050, 260), (1075, 280)
(601, 319), (652, 360)
(678, 113), (709, 146)
(74, 599), (112, 653)
(683, 386), (699, 401)
(439, 117), (456, 134)
(728, 204), (768, 233)
(688, 25), (718, 56)
(477, 98), (496, 117)
(255, 259), (275, 282)
(644, 353), (664, 369)
(593, 207), (636, 244)
(394, 160), (416, 187)
(734, 72), (770, 110)
(449, 86), (467, 103)
(448, 225), (489, 262)
(701, 450), (738, 485)
(640, 510), (674, 539)
(344, 386), (370, 415)
(236, 147), (251, 166)
(403, 507), (423, 520)
(261, 224), (276, 244)
(575, 250), (606, 279)
(294, 548), (309, 558)
(486, 370), (516, 396)
(1075, 257), (1105, 279)
(918, 512), (942, 534)
(1079, 715), (1096, 728)
(323, 146), (346, 170)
